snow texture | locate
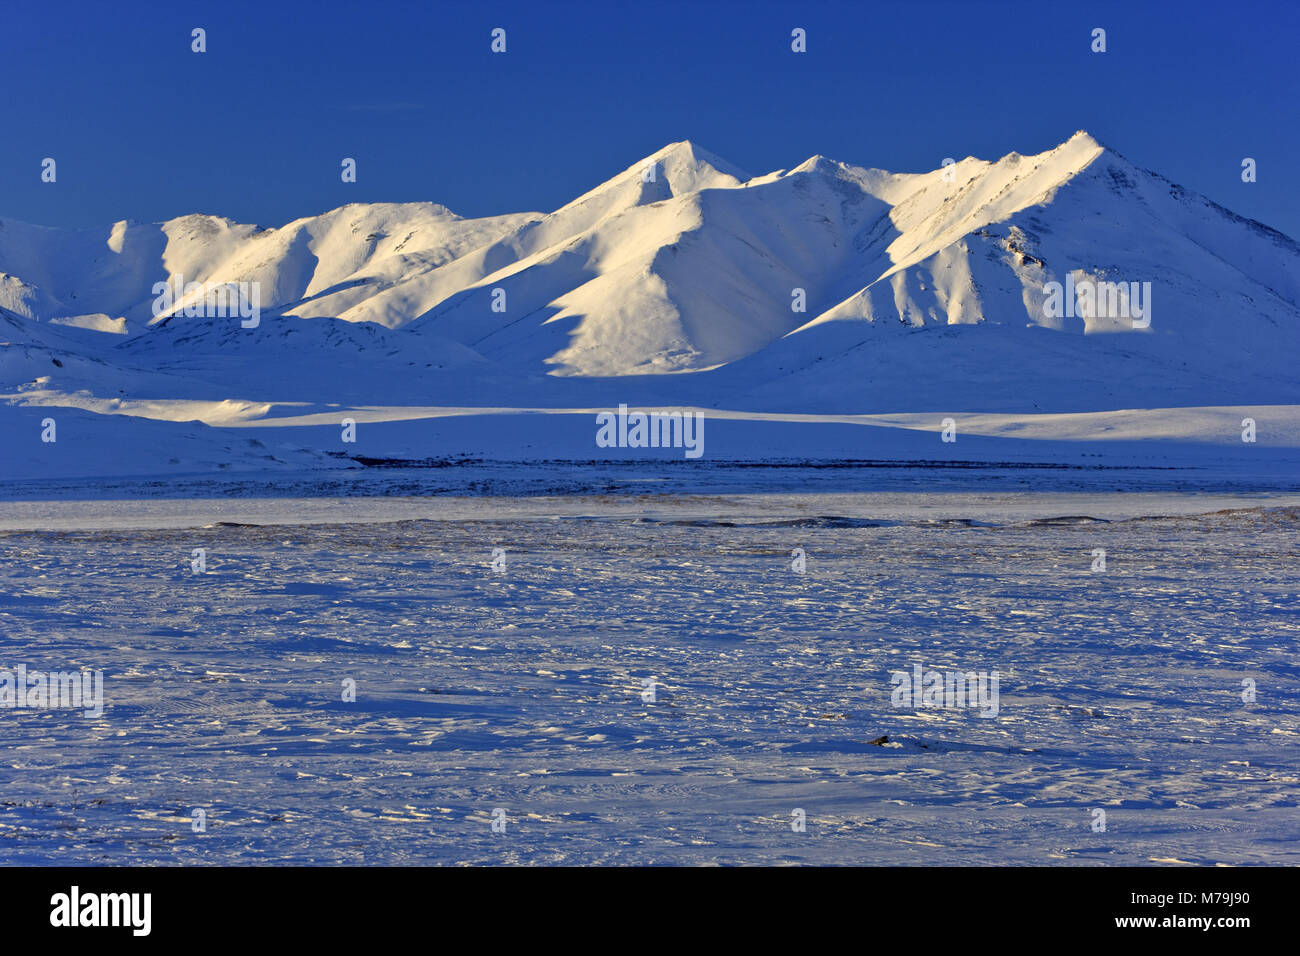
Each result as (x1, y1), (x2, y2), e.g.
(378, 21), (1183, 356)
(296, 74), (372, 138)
(0, 494), (1296, 865)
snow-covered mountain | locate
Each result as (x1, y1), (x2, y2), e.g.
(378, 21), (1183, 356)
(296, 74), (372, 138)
(2, 131), (1298, 478)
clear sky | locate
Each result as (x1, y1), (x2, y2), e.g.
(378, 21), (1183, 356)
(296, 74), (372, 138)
(4, 0), (1298, 238)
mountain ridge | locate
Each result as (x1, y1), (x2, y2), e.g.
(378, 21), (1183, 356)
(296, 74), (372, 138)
(1, 131), (1297, 424)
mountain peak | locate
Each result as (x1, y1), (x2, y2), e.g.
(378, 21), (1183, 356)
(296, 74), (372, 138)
(639, 140), (751, 185)
(981, 130), (1111, 184)
(1052, 129), (1116, 167)
(652, 139), (702, 159)
(792, 154), (835, 174)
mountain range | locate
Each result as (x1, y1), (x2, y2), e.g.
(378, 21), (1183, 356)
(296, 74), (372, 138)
(2, 131), (1297, 480)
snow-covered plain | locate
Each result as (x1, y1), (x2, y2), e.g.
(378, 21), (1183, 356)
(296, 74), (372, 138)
(1, 491), (1296, 865)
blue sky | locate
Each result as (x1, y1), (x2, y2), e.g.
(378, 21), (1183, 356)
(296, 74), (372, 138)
(4, 0), (1298, 238)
